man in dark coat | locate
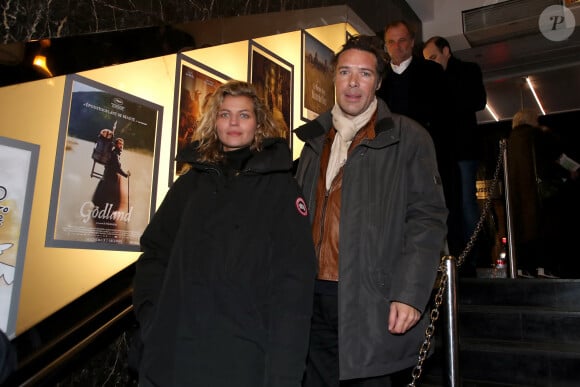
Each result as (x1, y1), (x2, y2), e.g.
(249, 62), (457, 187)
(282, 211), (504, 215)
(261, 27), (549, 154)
(423, 36), (487, 273)
(376, 21), (456, 262)
(295, 34), (447, 386)
(376, 21), (445, 141)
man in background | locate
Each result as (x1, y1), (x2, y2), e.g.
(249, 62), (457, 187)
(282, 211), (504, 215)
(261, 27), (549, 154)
(376, 20), (444, 140)
(376, 22), (460, 263)
(423, 36), (487, 275)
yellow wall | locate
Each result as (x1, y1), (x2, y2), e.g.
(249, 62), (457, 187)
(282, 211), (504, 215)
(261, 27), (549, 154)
(0, 22), (356, 336)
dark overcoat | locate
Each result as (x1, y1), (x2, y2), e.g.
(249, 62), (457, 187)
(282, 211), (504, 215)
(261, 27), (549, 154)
(294, 100), (448, 380)
(443, 56), (487, 161)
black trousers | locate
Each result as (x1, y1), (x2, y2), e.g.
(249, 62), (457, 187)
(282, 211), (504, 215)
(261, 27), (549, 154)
(302, 291), (392, 387)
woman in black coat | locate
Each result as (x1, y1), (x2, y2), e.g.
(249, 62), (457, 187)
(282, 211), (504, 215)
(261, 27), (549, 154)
(132, 80), (316, 386)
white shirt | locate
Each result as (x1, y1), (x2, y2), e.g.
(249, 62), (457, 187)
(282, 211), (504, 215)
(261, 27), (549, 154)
(390, 56), (412, 74)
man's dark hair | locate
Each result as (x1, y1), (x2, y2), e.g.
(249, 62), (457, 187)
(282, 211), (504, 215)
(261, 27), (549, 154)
(384, 20), (416, 40)
(424, 36), (452, 55)
(333, 34), (388, 79)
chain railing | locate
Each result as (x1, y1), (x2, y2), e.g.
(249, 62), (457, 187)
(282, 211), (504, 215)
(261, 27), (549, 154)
(407, 139), (507, 387)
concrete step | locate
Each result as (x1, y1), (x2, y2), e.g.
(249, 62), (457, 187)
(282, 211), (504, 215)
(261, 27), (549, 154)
(457, 278), (580, 309)
(418, 278), (580, 386)
(422, 338), (580, 386)
(459, 338), (580, 386)
(458, 305), (580, 343)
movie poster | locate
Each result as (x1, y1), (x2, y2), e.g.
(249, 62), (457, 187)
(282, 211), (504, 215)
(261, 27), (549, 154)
(170, 55), (230, 182)
(249, 41), (294, 150)
(302, 31), (335, 121)
(0, 137), (39, 338)
(46, 74), (163, 252)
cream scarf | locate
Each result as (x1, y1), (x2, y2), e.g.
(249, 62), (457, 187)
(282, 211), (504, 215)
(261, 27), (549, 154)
(326, 98), (377, 189)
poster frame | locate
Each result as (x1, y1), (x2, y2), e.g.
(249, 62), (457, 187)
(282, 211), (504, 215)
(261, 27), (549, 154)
(301, 30), (336, 121)
(0, 136), (39, 338)
(248, 40), (294, 150)
(169, 53), (232, 185)
(46, 74), (163, 252)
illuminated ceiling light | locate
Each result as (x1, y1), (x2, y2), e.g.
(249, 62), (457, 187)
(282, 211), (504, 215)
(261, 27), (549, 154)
(32, 55), (53, 76)
(32, 39), (53, 77)
(485, 104), (499, 122)
(525, 76), (546, 116)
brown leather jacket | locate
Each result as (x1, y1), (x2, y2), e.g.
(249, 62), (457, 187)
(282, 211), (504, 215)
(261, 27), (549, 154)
(311, 116), (376, 280)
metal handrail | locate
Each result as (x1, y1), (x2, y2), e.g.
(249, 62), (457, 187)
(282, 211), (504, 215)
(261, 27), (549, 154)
(20, 305), (134, 386)
(443, 257), (459, 386)
(5, 266), (136, 386)
(408, 139), (506, 386)
(502, 138), (517, 278)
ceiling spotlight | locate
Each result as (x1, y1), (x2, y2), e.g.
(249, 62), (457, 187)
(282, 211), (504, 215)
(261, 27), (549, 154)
(485, 104), (499, 122)
(32, 55), (53, 76)
(525, 76), (546, 115)
(32, 39), (53, 77)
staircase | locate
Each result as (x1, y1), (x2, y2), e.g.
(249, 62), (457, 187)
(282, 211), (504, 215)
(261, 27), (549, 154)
(418, 278), (580, 386)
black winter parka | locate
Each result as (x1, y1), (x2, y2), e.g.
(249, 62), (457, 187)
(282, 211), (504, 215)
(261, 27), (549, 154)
(133, 138), (316, 387)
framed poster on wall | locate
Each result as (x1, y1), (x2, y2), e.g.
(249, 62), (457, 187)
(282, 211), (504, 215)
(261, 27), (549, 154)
(0, 136), (39, 338)
(170, 53), (231, 184)
(248, 40), (294, 150)
(46, 74), (163, 252)
(301, 30), (335, 121)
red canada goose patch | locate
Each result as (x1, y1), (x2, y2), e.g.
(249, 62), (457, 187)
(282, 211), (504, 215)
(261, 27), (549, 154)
(296, 197), (308, 216)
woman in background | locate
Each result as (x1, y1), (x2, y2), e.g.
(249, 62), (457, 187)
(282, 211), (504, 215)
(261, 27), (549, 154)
(506, 109), (579, 278)
(132, 80), (316, 386)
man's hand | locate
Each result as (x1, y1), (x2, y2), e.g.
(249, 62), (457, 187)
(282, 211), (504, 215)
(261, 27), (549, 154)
(388, 301), (421, 334)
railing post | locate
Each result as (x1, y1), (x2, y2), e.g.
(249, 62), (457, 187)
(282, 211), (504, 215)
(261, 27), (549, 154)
(443, 256), (460, 387)
(501, 138), (517, 278)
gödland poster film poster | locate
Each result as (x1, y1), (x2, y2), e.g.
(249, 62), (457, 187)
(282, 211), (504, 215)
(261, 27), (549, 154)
(46, 74), (163, 252)
(0, 136), (39, 338)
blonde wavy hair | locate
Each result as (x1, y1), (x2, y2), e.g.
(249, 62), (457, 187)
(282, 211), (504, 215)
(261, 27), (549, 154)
(512, 109), (539, 129)
(194, 80), (285, 163)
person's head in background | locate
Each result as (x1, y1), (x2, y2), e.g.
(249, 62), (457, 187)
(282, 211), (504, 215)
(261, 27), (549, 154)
(384, 20), (415, 65)
(114, 137), (124, 150)
(194, 80), (282, 163)
(332, 35), (386, 118)
(512, 108), (539, 129)
(423, 36), (452, 70)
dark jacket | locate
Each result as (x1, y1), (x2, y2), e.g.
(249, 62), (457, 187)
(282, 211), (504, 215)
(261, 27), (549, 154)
(506, 124), (564, 244)
(443, 56), (487, 160)
(376, 56), (445, 136)
(294, 99), (448, 380)
(133, 138), (316, 387)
